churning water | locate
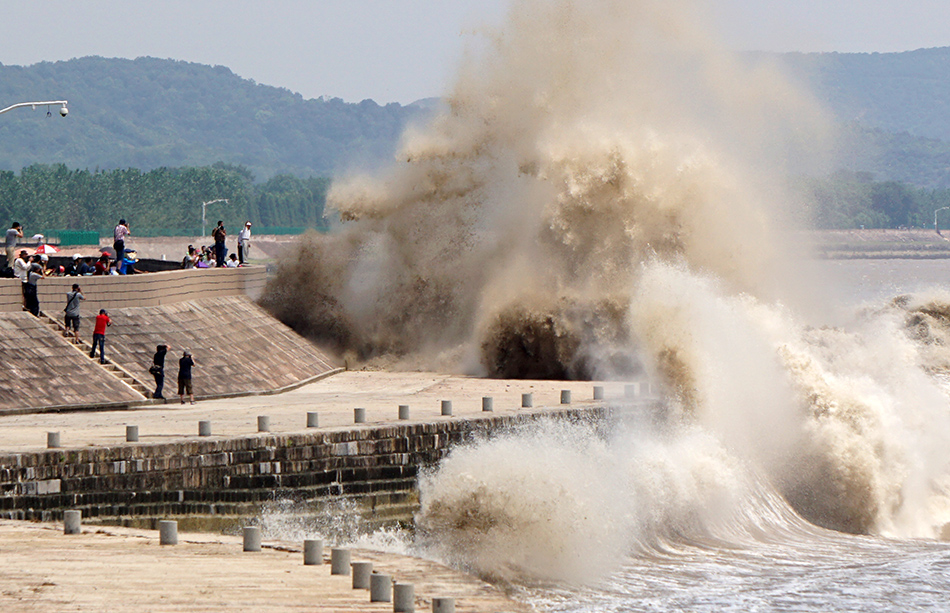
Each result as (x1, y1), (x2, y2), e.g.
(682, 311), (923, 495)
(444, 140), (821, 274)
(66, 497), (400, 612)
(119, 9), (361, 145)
(261, 1), (950, 608)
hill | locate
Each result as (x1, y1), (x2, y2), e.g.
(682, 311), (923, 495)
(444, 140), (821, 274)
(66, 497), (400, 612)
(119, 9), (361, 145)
(0, 56), (428, 181)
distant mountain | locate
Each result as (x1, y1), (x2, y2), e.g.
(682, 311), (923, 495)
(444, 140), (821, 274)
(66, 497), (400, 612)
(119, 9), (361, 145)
(2, 51), (950, 186)
(0, 56), (428, 181)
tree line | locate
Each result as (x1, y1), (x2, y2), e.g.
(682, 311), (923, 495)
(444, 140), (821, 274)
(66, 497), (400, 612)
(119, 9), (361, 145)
(0, 163), (329, 236)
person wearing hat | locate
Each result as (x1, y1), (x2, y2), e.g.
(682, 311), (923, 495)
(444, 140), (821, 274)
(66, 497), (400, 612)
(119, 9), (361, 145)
(65, 253), (82, 276)
(89, 309), (112, 364)
(5, 222), (23, 268)
(237, 221), (252, 265)
(178, 350), (196, 405)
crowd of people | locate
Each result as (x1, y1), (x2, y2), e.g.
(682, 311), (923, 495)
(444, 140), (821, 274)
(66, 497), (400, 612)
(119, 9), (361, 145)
(3, 217), (247, 405)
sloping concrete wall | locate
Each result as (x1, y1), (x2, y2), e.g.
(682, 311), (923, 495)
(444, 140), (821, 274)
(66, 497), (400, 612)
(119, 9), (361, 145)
(0, 313), (144, 411)
(0, 266), (267, 315)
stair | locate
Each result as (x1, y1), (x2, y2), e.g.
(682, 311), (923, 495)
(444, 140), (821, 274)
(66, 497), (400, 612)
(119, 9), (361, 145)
(36, 311), (152, 399)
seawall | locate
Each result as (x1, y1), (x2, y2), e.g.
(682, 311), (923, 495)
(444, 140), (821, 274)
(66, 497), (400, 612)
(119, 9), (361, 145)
(0, 406), (614, 531)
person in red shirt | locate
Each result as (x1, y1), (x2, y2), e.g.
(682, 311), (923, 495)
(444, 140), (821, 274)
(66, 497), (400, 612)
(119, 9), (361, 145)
(89, 309), (112, 364)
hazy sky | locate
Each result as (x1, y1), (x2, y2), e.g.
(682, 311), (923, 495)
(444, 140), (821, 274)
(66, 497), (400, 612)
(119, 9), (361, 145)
(2, 0), (949, 105)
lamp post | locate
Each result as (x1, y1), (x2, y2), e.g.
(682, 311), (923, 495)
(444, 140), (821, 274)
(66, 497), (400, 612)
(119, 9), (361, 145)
(934, 206), (950, 236)
(201, 199), (228, 238)
(0, 100), (68, 117)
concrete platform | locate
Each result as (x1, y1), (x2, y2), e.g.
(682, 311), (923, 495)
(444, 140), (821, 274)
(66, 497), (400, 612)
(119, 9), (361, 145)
(0, 519), (529, 612)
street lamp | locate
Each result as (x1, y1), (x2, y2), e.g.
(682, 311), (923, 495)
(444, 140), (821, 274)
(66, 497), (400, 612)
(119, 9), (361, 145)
(0, 100), (68, 117)
(935, 206), (950, 236)
(201, 199), (229, 238)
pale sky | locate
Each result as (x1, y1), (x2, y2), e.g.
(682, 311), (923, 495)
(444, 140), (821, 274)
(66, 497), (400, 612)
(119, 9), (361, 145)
(1, 0), (949, 105)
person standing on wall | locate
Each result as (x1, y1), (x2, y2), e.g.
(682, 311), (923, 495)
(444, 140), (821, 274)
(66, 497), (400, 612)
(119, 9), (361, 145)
(113, 219), (130, 274)
(237, 221), (251, 265)
(150, 344), (169, 401)
(178, 350), (196, 404)
(64, 283), (84, 342)
(5, 222), (23, 268)
(89, 309), (111, 364)
(212, 220), (227, 268)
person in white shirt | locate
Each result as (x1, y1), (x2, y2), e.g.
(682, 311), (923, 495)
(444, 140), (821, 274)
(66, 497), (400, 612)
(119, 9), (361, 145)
(225, 253), (239, 268)
(237, 221), (252, 264)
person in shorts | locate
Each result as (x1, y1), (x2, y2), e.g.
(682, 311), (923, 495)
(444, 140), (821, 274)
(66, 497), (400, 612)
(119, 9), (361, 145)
(178, 350), (196, 404)
(64, 283), (84, 341)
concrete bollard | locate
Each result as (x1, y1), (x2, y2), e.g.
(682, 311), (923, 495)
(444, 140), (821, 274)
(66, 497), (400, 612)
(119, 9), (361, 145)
(159, 520), (178, 545)
(243, 526), (262, 552)
(398, 405), (410, 420)
(198, 420), (212, 436)
(394, 583), (415, 612)
(47, 431), (61, 448)
(307, 411), (320, 428)
(331, 548), (351, 575)
(521, 393), (533, 408)
(303, 539), (323, 565)
(432, 597), (455, 613)
(125, 425), (139, 442)
(63, 509), (82, 535)
(482, 396), (493, 412)
(625, 383), (639, 398)
(354, 408), (366, 424)
(370, 573), (392, 602)
(351, 561), (373, 589)
(440, 400), (452, 416)
(560, 389), (571, 404)
(593, 385), (605, 400)
(257, 415), (270, 432)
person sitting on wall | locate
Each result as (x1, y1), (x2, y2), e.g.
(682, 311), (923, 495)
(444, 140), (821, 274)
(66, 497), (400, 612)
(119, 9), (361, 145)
(77, 257), (94, 276)
(225, 253), (239, 268)
(93, 253), (110, 275)
(122, 250), (145, 274)
(64, 254), (81, 276)
(182, 245), (197, 269)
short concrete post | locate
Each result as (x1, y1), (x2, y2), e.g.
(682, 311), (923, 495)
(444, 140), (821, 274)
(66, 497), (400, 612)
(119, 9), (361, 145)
(125, 425), (139, 442)
(593, 385), (605, 400)
(482, 396), (493, 412)
(521, 393), (533, 408)
(354, 408), (366, 424)
(47, 431), (61, 448)
(303, 538), (323, 565)
(330, 548), (351, 575)
(440, 400), (452, 416)
(307, 411), (319, 428)
(63, 509), (81, 535)
(159, 520), (178, 545)
(398, 405), (410, 420)
(560, 389), (571, 404)
(625, 383), (639, 398)
(432, 597), (455, 613)
(243, 526), (262, 552)
(370, 573), (392, 602)
(352, 561), (373, 589)
(257, 415), (270, 432)
(198, 420), (212, 436)
(394, 583), (415, 612)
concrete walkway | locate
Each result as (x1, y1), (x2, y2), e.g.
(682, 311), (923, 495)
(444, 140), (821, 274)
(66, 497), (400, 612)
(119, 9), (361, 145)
(0, 370), (634, 453)
(0, 519), (529, 612)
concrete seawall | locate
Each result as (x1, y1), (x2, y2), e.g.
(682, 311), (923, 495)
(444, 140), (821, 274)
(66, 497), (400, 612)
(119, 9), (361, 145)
(0, 406), (612, 531)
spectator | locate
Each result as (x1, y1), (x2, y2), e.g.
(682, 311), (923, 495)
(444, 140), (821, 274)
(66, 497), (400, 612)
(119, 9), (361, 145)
(113, 219), (131, 273)
(212, 220), (227, 267)
(150, 344), (169, 401)
(38, 253), (50, 276)
(89, 309), (111, 364)
(5, 222), (23, 268)
(64, 283), (84, 341)
(13, 250), (30, 284)
(225, 253), (239, 268)
(182, 245), (197, 269)
(64, 254), (82, 276)
(178, 350), (196, 405)
(237, 221), (251, 264)
(94, 253), (110, 275)
(77, 257), (94, 276)
(24, 263), (42, 316)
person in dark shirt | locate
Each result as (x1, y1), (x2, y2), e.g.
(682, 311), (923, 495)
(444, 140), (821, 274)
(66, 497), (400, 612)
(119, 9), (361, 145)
(178, 350), (196, 405)
(77, 257), (94, 276)
(151, 344), (169, 401)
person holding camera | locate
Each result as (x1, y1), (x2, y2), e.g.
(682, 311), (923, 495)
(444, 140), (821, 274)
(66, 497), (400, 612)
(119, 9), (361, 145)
(64, 283), (84, 341)
(89, 309), (112, 364)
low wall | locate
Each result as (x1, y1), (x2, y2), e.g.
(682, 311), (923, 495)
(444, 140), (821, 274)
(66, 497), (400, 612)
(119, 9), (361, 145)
(0, 266), (267, 315)
(0, 407), (611, 531)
